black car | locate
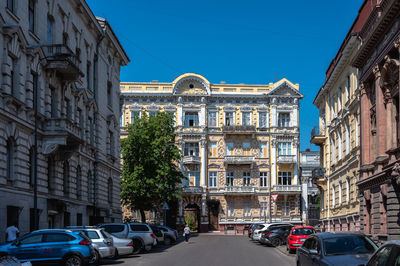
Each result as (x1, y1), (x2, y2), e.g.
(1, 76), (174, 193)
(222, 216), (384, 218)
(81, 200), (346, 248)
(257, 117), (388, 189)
(363, 240), (400, 266)
(296, 232), (377, 266)
(259, 224), (294, 246)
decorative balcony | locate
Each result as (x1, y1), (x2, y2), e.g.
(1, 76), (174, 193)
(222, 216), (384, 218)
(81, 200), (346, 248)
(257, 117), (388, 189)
(182, 186), (203, 194)
(277, 155), (296, 164)
(310, 126), (326, 146)
(273, 185), (302, 193)
(183, 155), (201, 164)
(224, 186), (256, 195)
(222, 125), (256, 135)
(224, 155), (255, 165)
(42, 44), (83, 81)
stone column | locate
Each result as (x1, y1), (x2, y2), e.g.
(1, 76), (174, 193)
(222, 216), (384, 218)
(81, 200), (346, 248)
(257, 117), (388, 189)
(359, 83), (371, 166)
(373, 65), (387, 157)
(200, 139), (207, 187)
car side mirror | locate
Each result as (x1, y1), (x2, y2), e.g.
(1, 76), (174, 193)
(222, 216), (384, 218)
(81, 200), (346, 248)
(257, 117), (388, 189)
(309, 249), (318, 255)
(12, 241), (20, 246)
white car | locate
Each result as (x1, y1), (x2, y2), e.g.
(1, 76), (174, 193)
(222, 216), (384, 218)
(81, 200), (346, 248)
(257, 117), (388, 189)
(252, 223), (289, 241)
(109, 234), (134, 258)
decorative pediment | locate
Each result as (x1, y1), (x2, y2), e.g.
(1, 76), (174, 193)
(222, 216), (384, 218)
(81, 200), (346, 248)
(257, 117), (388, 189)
(147, 103), (160, 111)
(268, 81), (303, 98)
(257, 104), (269, 112)
(164, 103), (176, 112)
(129, 103), (142, 111)
(240, 104), (252, 112)
(208, 163), (222, 169)
(173, 73), (210, 96)
(3, 25), (28, 57)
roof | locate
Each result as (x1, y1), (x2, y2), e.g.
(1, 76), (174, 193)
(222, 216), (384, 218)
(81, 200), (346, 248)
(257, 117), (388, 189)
(33, 229), (73, 233)
(315, 231), (366, 239)
(292, 225), (315, 230)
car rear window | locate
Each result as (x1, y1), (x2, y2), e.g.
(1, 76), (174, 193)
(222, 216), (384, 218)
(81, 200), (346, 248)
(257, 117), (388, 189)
(102, 224), (125, 233)
(323, 235), (377, 256)
(255, 225), (265, 230)
(130, 224), (150, 232)
(44, 233), (76, 242)
(82, 231), (100, 239)
(292, 228), (315, 235)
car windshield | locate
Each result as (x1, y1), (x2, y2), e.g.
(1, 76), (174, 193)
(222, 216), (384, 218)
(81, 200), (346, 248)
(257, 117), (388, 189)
(255, 225), (265, 230)
(323, 235), (377, 256)
(292, 228), (315, 235)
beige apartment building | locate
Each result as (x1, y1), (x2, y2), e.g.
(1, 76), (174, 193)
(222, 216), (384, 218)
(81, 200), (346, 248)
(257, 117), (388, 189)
(121, 73), (303, 233)
(311, 32), (360, 232)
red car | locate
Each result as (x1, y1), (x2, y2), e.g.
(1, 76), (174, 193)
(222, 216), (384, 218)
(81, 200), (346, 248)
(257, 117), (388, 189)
(286, 226), (315, 253)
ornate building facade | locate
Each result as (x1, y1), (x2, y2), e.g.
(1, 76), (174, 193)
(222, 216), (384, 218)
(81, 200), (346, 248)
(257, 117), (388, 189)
(311, 18), (361, 232)
(121, 73), (303, 233)
(0, 0), (129, 242)
(352, 0), (400, 242)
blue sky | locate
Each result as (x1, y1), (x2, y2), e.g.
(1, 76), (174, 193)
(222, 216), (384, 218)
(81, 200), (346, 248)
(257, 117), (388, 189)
(87, 0), (363, 151)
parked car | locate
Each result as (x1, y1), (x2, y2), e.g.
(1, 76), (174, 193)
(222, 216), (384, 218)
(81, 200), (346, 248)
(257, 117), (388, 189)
(252, 223), (289, 241)
(98, 223), (156, 254)
(108, 234), (134, 258)
(149, 225), (165, 245)
(362, 240), (400, 266)
(287, 226), (315, 253)
(259, 224), (294, 246)
(158, 225), (178, 244)
(0, 229), (93, 266)
(248, 223), (262, 238)
(296, 232), (378, 266)
(67, 226), (115, 264)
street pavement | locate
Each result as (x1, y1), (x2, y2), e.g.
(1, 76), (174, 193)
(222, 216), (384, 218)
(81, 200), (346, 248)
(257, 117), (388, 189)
(102, 234), (295, 266)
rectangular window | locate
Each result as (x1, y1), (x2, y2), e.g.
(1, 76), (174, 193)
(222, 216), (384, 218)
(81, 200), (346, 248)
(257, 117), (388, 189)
(47, 17), (53, 44)
(77, 213), (82, 226)
(29, 0), (35, 33)
(338, 88), (342, 111)
(243, 171), (251, 186)
(107, 83), (112, 108)
(7, 206), (19, 227)
(130, 111), (140, 124)
(208, 111), (217, 127)
(64, 212), (70, 227)
(346, 76), (350, 101)
(184, 143), (199, 156)
(209, 172), (217, 187)
(185, 172), (200, 187)
(7, 0), (14, 13)
(184, 112), (199, 127)
(208, 142), (217, 157)
(65, 99), (71, 120)
(109, 131), (114, 155)
(338, 130), (342, 160)
(86, 62), (91, 91)
(226, 171), (234, 186)
(242, 112), (251, 126)
(278, 142), (291, 155)
(278, 172), (292, 185)
(10, 59), (15, 97)
(283, 202), (290, 216)
(225, 112), (234, 126)
(226, 142), (234, 156)
(259, 143), (267, 158)
(259, 112), (267, 128)
(50, 87), (57, 118)
(260, 172), (268, 187)
(278, 113), (290, 127)
(242, 142), (251, 156)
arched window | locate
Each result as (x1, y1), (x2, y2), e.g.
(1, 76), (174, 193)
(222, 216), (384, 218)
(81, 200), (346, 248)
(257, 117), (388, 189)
(76, 165), (82, 200)
(6, 138), (15, 180)
(108, 177), (113, 204)
(29, 147), (34, 186)
(63, 161), (69, 196)
(345, 121), (350, 154)
(346, 178), (350, 203)
(338, 129), (342, 160)
(332, 185), (335, 207)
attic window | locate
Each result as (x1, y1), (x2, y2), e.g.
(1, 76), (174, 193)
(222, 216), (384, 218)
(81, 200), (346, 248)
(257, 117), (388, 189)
(189, 84), (194, 89)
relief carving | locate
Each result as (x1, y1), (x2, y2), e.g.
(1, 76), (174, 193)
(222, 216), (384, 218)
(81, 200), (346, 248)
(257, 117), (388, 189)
(391, 162), (400, 185)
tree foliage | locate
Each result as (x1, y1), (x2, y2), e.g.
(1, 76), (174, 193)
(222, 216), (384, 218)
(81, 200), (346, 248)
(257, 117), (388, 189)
(120, 112), (184, 222)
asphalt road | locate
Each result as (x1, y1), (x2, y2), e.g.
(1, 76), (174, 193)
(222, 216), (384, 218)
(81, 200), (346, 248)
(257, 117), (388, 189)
(102, 234), (295, 266)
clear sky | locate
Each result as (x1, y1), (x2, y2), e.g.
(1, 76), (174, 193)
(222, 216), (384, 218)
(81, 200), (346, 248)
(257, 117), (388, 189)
(87, 0), (363, 151)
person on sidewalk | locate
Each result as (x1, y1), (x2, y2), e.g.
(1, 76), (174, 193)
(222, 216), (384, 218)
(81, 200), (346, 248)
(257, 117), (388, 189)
(5, 223), (19, 243)
(183, 224), (190, 242)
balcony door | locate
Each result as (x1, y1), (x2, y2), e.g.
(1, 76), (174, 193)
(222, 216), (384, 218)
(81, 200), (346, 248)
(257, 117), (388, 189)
(243, 171), (251, 186)
(226, 171), (234, 186)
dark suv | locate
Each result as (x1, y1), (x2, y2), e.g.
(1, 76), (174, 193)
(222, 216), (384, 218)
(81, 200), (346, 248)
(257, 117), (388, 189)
(259, 224), (294, 247)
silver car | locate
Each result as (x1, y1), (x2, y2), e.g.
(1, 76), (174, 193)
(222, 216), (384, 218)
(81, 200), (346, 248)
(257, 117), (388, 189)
(67, 226), (116, 264)
(158, 225), (178, 244)
(108, 234), (134, 258)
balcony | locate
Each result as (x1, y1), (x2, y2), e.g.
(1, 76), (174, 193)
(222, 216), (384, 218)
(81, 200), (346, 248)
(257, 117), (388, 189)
(312, 168), (325, 179)
(310, 126), (326, 146)
(42, 44), (83, 81)
(224, 155), (255, 165)
(222, 125), (256, 135)
(273, 185), (302, 193)
(182, 186), (203, 194)
(277, 155), (296, 164)
(224, 186), (255, 195)
(183, 155), (201, 164)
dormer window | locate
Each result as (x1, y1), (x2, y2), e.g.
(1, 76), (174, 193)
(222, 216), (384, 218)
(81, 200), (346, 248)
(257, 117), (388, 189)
(184, 112), (198, 127)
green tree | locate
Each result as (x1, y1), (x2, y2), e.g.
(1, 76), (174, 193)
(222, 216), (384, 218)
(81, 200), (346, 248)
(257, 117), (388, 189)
(121, 112), (185, 222)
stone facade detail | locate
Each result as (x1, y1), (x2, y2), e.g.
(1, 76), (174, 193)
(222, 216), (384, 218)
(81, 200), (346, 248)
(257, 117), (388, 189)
(121, 73), (303, 232)
(0, 0), (129, 242)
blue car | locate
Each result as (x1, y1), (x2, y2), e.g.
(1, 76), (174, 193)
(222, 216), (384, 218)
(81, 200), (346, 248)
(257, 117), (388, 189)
(0, 229), (94, 266)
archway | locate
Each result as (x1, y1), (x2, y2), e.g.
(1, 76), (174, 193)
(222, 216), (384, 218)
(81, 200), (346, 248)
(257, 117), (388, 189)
(184, 203), (200, 232)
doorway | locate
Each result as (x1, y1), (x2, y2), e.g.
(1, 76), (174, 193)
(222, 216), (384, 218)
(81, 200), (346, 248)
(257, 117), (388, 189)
(184, 203), (200, 232)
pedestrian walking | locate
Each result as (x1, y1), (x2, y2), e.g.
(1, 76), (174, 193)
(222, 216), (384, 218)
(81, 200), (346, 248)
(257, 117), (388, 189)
(183, 224), (190, 242)
(5, 223), (19, 243)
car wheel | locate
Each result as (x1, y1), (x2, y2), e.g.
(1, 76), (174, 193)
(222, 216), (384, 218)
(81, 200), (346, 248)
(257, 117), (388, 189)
(132, 239), (142, 255)
(88, 250), (99, 265)
(164, 237), (171, 245)
(64, 254), (83, 266)
(271, 238), (281, 247)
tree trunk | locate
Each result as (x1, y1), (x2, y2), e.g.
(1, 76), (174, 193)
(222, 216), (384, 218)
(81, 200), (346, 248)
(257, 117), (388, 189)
(140, 209), (146, 223)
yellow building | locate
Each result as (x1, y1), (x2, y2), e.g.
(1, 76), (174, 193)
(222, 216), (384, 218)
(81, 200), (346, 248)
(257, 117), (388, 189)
(311, 35), (360, 232)
(121, 73), (303, 233)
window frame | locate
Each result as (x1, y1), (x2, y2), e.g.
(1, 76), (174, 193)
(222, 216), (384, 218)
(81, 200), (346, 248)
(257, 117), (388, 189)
(28, 0), (35, 33)
(278, 172), (292, 185)
(242, 112), (251, 126)
(225, 112), (234, 126)
(259, 112), (267, 128)
(209, 172), (217, 187)
(259, 172), (268, 187)
(184, 112), (199, 127)
(208, 111), (217, 127)
(278, 113), (290, 127)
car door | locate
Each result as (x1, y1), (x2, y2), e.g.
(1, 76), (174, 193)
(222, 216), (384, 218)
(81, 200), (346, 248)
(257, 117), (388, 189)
(367, 245), (393, 266)
(299, 237), (316, 266)
(387, 245), (400, 266)
(8, 233), (43, 260)
(42, 233), (76, 261)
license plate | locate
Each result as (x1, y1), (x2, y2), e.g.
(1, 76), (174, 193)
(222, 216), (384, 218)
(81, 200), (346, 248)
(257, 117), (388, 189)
(300, 238), (306, 241)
